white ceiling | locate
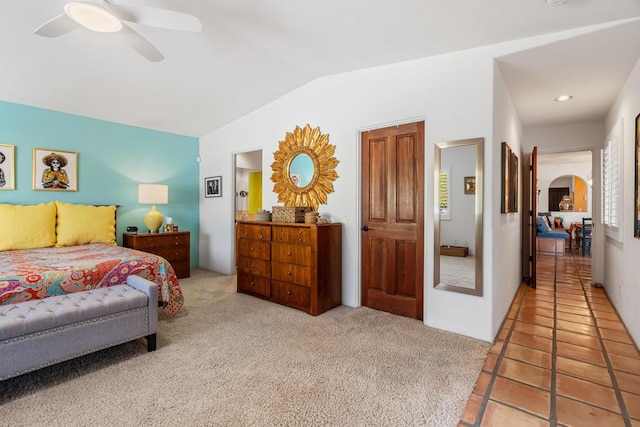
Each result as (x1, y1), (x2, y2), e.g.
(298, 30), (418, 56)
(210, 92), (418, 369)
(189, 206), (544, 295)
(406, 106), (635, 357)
(1, 0), (640, 137)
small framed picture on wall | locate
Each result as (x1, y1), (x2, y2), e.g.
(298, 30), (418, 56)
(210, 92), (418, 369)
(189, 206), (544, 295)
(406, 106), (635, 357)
(205, 176), (222, 198)
(0, 144), (15, 190)
(33, 148), (78, 191)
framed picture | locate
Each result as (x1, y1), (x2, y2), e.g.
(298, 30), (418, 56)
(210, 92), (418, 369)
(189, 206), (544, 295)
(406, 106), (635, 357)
(509, 151), (519, 212)
(205, 176), (222, 198)
(32, 148), (77, 191)
(635, 113), (640, 238)
(464, 176), (476, 194)
(500, 142), (519, 213)
(501, 142), (512, 213)
(0, 144), (15, 190)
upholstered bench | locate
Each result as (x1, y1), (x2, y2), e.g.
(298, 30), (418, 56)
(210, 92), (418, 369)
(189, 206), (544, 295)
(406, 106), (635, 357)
(537, 230), (569, 256)
(0, 275), (157, 381)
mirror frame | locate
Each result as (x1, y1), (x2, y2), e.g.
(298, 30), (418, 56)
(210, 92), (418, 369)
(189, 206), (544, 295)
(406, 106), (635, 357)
(434, 137), (483, 296)
(270, 124), (339, 211)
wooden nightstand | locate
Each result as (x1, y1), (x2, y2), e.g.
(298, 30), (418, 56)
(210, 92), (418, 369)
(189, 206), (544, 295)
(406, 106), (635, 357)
(123, 231), (190, 278)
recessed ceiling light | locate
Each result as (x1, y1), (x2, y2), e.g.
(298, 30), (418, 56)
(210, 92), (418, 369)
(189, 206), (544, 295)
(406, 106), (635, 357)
(554, 95), (573, 102)
(64, 1), (122, 33)
(547, 0), (568, 6)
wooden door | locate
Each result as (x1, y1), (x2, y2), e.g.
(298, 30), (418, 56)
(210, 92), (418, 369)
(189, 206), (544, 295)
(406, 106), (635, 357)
(361, 122), (425, 320)
(522, 147), (537, 288)
(531, 147), (538, 288)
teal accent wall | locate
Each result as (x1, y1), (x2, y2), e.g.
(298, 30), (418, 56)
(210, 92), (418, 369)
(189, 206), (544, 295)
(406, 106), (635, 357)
(0, 101), (200, 268)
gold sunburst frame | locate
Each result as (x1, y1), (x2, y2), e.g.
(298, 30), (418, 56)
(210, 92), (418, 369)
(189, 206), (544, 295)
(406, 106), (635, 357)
(270, 124), (339, 211)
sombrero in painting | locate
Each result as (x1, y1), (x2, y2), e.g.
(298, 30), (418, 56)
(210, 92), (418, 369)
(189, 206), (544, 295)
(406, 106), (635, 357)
(42, 152), (68, 167)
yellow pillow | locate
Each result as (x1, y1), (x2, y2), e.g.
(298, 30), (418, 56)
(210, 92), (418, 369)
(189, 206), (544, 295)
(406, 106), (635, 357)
(55, 201), (117, 247)
(0, 202), (57, 251)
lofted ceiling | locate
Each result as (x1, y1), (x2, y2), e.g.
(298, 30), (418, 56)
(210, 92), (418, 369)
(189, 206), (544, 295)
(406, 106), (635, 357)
(1, 0), (640, 137)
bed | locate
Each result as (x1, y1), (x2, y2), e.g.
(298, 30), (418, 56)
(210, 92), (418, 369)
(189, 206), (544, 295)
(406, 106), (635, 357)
(0, 243), (183, 316)
(0, 201), (184, 317)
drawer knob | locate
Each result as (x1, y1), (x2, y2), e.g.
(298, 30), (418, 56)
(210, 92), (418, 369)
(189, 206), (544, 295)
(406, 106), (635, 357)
(287, 290), (291, 295)
(251, 264), (256, 268)
(259, 235), (263, 239)
(298, 238), (302, 242)
(287, 271), (292, 276)
(250, 247), (255, 252)
(287, 252), (292, 256)
(251, 281), (255, 287)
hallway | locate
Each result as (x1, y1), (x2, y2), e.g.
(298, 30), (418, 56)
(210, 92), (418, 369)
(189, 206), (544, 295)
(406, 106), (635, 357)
(458, 252), (640, 426)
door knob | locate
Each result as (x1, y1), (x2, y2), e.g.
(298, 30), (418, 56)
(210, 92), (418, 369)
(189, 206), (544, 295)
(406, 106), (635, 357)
(361, 225), (369, 231)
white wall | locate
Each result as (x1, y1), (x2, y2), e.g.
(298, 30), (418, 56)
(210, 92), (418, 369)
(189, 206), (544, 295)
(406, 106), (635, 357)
(603, 57), (640, 345)
(492, 62), (523, 339)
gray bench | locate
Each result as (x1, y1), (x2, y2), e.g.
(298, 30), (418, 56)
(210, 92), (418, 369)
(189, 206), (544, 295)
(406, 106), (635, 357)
(0, 275), (158, 381)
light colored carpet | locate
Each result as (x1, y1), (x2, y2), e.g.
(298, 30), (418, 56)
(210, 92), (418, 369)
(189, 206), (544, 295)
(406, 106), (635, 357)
(0, 269), (490, 427)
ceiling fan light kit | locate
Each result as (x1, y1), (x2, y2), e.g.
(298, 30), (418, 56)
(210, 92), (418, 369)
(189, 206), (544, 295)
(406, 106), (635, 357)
(33, 0), (202, 62)
(64, 2), (122, 33)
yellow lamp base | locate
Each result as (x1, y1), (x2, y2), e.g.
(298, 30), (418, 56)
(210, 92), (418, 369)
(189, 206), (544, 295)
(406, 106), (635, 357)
(144, 204), (164, 233)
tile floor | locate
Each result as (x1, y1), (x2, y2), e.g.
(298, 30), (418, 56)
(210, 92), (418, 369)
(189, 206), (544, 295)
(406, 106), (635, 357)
(458, 251), (640, 426)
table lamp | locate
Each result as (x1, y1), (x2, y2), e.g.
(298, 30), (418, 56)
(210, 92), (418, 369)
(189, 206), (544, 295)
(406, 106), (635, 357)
(138, 184), (168, 233)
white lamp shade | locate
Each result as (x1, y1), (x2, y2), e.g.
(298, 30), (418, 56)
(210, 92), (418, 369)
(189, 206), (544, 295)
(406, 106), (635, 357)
(138, 184), (168, 204)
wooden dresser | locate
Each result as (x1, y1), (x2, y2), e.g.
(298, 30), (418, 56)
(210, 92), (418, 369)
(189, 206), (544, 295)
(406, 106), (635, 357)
(123, 231), (190, 279)
(236, 221), (342, 315)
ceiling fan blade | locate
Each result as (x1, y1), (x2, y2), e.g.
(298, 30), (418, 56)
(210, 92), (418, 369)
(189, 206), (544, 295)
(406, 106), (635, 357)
(109, 4), (202, 32)
(34, 13), (79, 37)
(119, 23), (164, 62)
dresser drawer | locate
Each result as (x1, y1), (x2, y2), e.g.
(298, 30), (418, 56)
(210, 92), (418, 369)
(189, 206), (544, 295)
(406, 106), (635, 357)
(237, 272), (270, 298)
(271, 243), (311, 266)
(271, 262), (311, 287)
(272, 226), (310, 244)
(238, 256), (271, 278)
(237, 224), (271, 241)
(134, 233), (189, 249)
(148, 246), (189, 262)
(271, 280), (310, 312)
(239, 239), (271, 261)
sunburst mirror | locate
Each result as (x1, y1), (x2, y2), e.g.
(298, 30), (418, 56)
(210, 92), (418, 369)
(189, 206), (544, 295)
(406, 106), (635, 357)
(270, 124), (339, 211)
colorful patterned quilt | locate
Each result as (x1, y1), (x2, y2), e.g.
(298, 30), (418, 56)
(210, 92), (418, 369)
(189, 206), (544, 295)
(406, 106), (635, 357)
(0, 243), (184, 316)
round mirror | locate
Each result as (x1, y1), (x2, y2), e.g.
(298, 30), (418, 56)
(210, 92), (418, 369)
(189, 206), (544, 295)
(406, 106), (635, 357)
(271, 124), (339, 210)
(288, 153), (314, 188)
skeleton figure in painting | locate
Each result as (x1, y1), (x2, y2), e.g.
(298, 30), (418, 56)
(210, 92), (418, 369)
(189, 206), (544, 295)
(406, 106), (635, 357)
(41, 152), (69, 189)
(0, 152), (5, 187)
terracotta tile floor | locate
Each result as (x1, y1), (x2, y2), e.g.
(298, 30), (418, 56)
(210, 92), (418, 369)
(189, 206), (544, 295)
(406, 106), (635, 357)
(459, 251), (640, 427)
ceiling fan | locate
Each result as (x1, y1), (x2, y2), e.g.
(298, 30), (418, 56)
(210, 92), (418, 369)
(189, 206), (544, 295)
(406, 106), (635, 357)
(33, 1), (202, 62)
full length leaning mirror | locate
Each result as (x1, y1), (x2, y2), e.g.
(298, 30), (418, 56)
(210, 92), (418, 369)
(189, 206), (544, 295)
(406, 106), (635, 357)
(434, 137), (483, 296)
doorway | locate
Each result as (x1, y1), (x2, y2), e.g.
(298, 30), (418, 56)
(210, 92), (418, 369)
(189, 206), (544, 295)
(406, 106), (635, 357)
(360, 121), (425, 320)
(234, 150), (263, 221)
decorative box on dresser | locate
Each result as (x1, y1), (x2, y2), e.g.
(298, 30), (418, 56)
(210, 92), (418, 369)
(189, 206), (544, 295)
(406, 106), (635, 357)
(123, 231), (190, 278)
(236, 221), (342, 315)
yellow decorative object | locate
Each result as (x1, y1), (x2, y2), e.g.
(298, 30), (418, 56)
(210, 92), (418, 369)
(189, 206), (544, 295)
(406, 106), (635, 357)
(144, 205), (164, 233)
(55, 201), (116, 247)
(0, 202), (56, 250)
(138, 184), (168, 233)
(270, 124), (339, 211)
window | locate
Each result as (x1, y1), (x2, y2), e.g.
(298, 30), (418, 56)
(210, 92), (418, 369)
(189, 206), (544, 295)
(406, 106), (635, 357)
(602, 118), (623, 241)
